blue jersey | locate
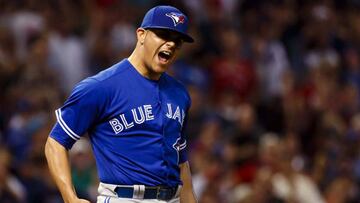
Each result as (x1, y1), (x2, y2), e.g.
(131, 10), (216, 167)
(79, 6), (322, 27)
(50, 59), (191, 187)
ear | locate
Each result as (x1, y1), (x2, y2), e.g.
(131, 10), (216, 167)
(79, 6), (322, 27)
(136, 28), (146, 45)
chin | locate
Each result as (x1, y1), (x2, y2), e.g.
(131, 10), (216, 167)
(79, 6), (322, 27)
(153, 64), (170, 73)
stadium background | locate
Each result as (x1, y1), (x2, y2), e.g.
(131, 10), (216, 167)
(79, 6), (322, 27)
(1, 0), (360, 202)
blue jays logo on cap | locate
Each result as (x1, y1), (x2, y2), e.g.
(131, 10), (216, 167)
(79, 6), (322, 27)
(140, 5), (194, 43)
(166, 12), (185, 26)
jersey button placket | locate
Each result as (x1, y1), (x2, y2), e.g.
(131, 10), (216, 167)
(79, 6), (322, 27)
(158, 81), (171, 183)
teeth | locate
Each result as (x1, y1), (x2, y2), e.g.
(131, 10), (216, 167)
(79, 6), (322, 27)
(161, 51), (171, 56)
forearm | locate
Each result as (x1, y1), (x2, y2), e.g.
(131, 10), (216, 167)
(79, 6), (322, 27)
(44, 137), (77, 203)
(179, 161), (197, 203)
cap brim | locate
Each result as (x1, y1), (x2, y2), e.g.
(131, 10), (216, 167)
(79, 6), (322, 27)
(142, 26), (194, 43)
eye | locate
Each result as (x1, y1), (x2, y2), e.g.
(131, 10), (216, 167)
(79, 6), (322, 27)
(153, 30), (168, 39)
(150, 29), (184, 48)
(152, 29), (171, 40)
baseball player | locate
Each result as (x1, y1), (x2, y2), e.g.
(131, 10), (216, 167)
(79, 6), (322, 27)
(44, 5), (197, 203)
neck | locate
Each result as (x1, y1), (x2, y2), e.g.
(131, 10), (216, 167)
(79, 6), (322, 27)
(128, 48), (161, 80)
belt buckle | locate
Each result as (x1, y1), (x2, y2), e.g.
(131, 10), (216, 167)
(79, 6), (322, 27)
(156, 187), (173, 201)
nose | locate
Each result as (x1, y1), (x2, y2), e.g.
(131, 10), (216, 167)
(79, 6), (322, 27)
(166, 39), (182, 49)
(166, 40), (176, 47)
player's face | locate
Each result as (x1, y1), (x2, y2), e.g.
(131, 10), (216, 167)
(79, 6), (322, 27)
(142, 28), (184, 76)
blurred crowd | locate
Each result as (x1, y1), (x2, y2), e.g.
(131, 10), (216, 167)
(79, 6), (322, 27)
(1, 0), (360, 202)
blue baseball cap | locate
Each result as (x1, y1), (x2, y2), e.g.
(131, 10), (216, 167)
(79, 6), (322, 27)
(140, 5), (194, 43)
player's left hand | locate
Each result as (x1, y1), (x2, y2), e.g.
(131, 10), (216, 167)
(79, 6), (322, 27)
(71, 198), (91, 203)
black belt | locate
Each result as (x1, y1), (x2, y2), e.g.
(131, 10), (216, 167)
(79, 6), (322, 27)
(114, 185), (178, 200)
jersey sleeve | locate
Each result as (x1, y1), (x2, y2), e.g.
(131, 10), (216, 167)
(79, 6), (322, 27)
(178, 93), (192, 164)
(50, 78), (106, 149)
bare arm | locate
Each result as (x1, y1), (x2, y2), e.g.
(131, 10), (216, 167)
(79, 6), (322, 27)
(179, 161), (197, 203)
(44, 137), (90, 203)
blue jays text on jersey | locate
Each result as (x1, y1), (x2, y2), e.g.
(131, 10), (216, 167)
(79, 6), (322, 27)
(50, 59), (191, 187)
(109, 103), (186, 134)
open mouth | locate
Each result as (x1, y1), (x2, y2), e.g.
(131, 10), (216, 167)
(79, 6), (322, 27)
(158, 51), (172, 62)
